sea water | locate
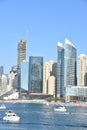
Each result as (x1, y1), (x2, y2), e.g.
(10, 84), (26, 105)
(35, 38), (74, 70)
(0, 102), (87, 130)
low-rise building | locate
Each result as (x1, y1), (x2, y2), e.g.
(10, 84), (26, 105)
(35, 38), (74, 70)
(66, 86), (87, 102)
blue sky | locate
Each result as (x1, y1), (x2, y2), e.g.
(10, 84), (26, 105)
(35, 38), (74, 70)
(0, 0), (87, 74)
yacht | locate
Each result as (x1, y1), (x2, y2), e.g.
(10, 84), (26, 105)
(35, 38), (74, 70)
(54, 106), (66, 112)
(3, 110), (20, 122)
(0, 104), (6, 109)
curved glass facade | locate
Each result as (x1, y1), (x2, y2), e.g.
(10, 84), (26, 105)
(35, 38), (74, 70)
(64, 42), (77, 87)
(57, 39), (77, 98)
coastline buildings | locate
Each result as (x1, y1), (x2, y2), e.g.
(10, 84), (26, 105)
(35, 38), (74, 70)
(66, 86), (87, 102)
(0, 67), (8, 96)
(17, 39), (27, 90)
(57, 39), (77, 98)
(78, 54), (87, 86)
(20, 61), (29, 92)
(43, 60), (57, 97)
(10, 65), (19, 90)
(0, 66), (4, 88)
(0, 66), (4, 76)
(1, 37), (87, 102)
(29, 56), (43, 93)
(9, 71), (15, 90)
(57, 42), (64, 97)
(0, 74), (8, 95)
(48, 76), (56, 97)
(64, 39), (77, 86)
(17, 39), (27, 71)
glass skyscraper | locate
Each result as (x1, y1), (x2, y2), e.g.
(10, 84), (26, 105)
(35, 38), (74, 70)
(64, 39), (77, 87)
(20, 61), (29, 92)
(57, 39), (77, 97)
(29, 56), (43, 93)
(57, 42), (64, 97)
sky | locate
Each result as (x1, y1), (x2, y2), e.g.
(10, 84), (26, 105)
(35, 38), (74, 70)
(0, 0), (87, 74)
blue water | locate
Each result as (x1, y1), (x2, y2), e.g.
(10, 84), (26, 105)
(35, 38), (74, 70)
(0, 102), (87, 130)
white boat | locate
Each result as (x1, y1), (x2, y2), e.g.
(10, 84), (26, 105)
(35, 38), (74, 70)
(5, 110), (16, 115)
(54, 106), (66, 112)
(0, 104), (6, 109)
(46, 102), (49, 106)
(3, 110), (20, 122)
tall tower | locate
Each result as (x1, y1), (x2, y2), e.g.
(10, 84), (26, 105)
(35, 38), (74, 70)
(57, 42), (64, 97)
(43, 60), (57, 96)
(20, 61), (29, 92)
(78, 54), (87, 86)
(64, 39), (77, 87)
(17, 39), (26, 71)
(57, 39), (77, 97)
(29, 56), (43, 93)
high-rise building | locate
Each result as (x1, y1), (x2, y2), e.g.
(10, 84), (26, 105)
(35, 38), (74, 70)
(17, 39), (26, 71)
(9, 71), (16, 90)
(9, 65), (20, 90)
(78, 54), (87, 86)
(64, 39), (77, 87)
(0, 66), (4, 90)
(43, 60), (57, 96)
(57, 42), (64, 97)
(17, 39), (27, 90)
(20, 61), (29, 92)
(57, 39), (77, 97)
(48, 76), (56, 96)
(0, 66), (4, 76)
(1, 74), (8, 94)
(29, 56), (43, 93)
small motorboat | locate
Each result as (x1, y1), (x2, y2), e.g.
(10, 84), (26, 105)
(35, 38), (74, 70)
(0, 104), (6, 109)
(3, 110), (20, 122)
(54, 106), (66, 112)
(46, 102), (49, 106)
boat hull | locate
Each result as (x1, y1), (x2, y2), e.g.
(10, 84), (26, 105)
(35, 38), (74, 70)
(54, 108), (66, 112)
(54, 106), (66, 112)
(3, 116), (20, 122)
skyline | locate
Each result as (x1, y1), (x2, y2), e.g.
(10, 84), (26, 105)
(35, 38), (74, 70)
(0, 0), (87, 74)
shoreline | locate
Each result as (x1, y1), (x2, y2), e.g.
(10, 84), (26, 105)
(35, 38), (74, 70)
(0, 99), (87, 107)
(0, 99), (49, 104)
